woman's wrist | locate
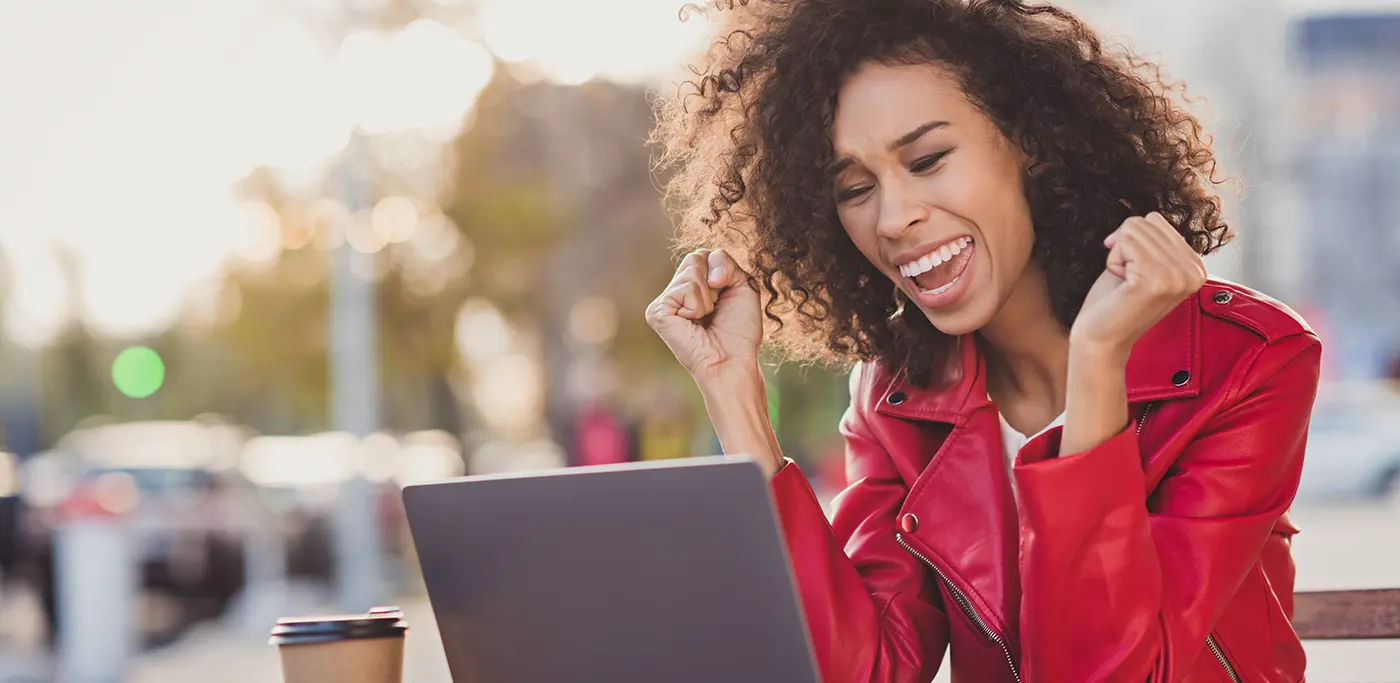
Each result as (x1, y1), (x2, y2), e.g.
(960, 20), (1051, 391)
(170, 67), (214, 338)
(696, 367), (785, 477)
(1067, 328), (1133, 368)
(1060, 346), (1130, 458)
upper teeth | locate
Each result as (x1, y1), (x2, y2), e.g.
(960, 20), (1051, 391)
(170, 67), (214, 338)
(899, 237), (972, 278)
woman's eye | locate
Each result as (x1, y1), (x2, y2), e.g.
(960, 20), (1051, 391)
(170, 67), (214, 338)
(838, 186), (873, 203)
(910, 149), (952, 174)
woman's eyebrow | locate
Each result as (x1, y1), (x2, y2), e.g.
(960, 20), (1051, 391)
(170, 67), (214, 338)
(828, 120), (950, 177)
(889, 120), (949, 151)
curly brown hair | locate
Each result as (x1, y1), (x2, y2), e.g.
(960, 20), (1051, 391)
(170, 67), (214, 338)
(654, 0), (1231, 385)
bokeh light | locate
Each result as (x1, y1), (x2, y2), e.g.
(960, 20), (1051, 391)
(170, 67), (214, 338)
(371, 196), (420, 243)
(91, 471), (142, 515)
(280, 205), (317, 250)
(1, 239), (73, 348)
(454, 300), (513, 363)
(235, 200), (285, 265)
(0, 452), (18, 497)
(111, 346), (166, 399)
(472, 351), (545, 437)
(346, 209), (388, 254)
(308, 198), (351, 250)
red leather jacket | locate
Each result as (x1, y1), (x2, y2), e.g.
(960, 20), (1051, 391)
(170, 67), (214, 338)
(771, 280), (1321, 683)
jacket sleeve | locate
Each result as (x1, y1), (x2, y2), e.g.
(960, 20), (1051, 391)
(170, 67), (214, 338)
(770, 363), (949, 683)
(1012, 333), (1321, 682)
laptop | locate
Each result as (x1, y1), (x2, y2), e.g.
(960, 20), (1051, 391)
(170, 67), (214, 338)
(402, 456), (821, 683)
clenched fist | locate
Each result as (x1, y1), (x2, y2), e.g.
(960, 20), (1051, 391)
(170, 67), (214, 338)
(1071, 212), (1208, 359)
(645, 248), (764, 386)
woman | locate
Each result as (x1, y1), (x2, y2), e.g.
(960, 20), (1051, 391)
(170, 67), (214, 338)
(646, 1), (1320, 682)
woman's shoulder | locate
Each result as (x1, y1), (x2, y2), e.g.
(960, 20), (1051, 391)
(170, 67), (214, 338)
(1198, 278), (1317, 346)
(1195, 278), (1321, 396)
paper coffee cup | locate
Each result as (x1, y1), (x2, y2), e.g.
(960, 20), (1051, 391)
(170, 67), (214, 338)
(270, 608), (409, 683)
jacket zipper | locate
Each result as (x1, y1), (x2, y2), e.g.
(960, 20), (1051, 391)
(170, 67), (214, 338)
(896, 532), (1020, 682)
(895, 405), (1235, 681)
(886, 404), (1182, 681)
(898, 527), (1239, 683)
(1205, 634), (1242, 683)
(1136, 403), (1155, 435)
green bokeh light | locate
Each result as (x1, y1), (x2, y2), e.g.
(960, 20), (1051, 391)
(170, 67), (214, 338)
(112, 347), (165, 399)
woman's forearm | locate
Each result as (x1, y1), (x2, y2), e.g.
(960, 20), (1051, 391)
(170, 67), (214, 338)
(1060, 342), (1130, 458)
(697, 368), (786, 477)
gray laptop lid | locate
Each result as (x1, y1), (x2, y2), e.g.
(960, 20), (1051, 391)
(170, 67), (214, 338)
(403, 456), (820, 683)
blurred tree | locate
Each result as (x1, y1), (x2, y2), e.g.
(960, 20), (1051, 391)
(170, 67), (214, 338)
(59, 65), (851, 454)
(455, 75), (695, 422)
(30, 245), (110, 445)
(196, 68), (707, 439)
(205, 249), (332, 433)
(191, 69), (572, 436)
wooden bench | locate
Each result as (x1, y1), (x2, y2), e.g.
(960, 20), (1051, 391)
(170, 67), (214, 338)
(1293, 589), (1400, 639)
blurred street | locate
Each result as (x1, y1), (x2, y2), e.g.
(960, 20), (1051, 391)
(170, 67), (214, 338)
(1289, 501), (1400, 682)
(0, 582), (453, 683)
(121, 597), (453, 683)
(0, 501), (1394, 683)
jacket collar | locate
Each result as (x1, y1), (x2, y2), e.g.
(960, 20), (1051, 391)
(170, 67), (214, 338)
(875, 296), (1203, 422)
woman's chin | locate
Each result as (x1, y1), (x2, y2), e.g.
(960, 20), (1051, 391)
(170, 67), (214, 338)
(915, 300), (992, 337)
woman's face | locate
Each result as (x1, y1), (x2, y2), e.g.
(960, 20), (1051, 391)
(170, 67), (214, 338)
(830, 60), (1037, 336)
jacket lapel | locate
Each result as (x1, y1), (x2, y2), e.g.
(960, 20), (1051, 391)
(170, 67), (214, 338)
(868, 297), (1204, 647)
(1126, 297), (1203, 403)
(878, 336), (1023, 644)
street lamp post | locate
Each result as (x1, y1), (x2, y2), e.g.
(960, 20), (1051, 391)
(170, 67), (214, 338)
(315, 9), (491, 612)
(329, 132), (386, 611)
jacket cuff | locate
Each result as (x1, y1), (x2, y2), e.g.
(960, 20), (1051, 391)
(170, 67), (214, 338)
(1014, 424), (1064, 466)
(769, 460), (831, 541)
(772, 457), (800, 481)
(1014, 424), (1143, 514)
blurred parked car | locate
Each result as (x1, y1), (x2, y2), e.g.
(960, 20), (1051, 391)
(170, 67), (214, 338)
(0, 451), (23, 582)
(16, 420), (260, 648)
(240, 430), (465, 583)
(1297, 381), (1400, 501)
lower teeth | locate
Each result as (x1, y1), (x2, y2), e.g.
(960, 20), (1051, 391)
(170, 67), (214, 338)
(921, 276), (959, 296)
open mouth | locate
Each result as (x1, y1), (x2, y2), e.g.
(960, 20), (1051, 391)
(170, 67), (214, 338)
(898, 236), (974, 296)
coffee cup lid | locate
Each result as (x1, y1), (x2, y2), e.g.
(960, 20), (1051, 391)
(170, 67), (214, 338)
(270, 612), (409, 646)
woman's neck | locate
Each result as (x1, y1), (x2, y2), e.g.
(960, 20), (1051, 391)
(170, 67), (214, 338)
(976, 267), (1070, 433)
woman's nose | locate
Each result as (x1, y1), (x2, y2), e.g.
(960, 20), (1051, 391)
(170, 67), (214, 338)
(874, 179), (928, 240)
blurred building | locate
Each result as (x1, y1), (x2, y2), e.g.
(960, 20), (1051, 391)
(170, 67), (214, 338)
(1064, 0), (1293, 288)
(1069, 0), (1400, 380)
(1290, 5), (1400, 379)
